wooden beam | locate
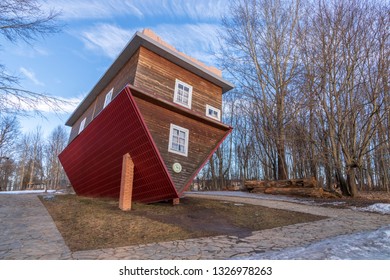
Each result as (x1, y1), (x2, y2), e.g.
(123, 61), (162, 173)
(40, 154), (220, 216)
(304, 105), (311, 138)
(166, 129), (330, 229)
(172, 198), (180, 205)
(119, 153), (134, 211)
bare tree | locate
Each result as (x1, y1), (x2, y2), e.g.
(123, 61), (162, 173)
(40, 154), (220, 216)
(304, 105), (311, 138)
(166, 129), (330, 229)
(0, 115), (19, 190)
(220, 0), (303, 180)
(217, 0), (389, 196)
(0, 114), (19, 156)
(0, 157), (15, 191)
(14, 133), (30, 190)
(2, 124), (70, 191)
(45, 125), (68, 189)
(27, 127), (44, 188)
(303, 0), (389, 196)
(0, 0), (64, 115)
(11, 128), (44, 190)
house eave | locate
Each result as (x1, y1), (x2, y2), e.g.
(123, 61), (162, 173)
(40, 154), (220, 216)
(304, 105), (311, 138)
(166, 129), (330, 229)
(127, 84), (232, 132)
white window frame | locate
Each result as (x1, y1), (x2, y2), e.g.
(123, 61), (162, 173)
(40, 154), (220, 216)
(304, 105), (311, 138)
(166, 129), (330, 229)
(173, 79), (192, 109)
(168, 124), (189, 157)
(206, 104), (221, 121)
(103, 88), (114, 109)
(78, 117), (86, 134)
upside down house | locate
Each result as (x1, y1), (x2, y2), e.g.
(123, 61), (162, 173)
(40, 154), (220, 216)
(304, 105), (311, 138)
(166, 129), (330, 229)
(59, 29), (234, 206)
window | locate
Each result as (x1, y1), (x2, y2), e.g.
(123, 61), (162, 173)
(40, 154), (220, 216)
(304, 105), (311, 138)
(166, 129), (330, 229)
(78, 118), (86, 134)
(206, 105), (221, 121)
(168, 124), (189, 157)
(103, 88), (113, 109)
(173, 79), (192, 109)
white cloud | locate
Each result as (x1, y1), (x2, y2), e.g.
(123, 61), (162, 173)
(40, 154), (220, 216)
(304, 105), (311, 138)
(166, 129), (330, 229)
(6, 94), (82, 114)
(80, 24), (137, 58)
(153, 23), (222, 64)
(48, 0), (227, 20)
(134, 0), (228, 21)
(79, 23), (222, 65)
(14, 46), (49, 58)
(19, 67), (45, 86)
(45, 0), (129, 20)
(40, 96), (82, 114)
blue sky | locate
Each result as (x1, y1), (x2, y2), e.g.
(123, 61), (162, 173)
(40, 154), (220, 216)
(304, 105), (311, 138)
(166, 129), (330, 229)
(1, 0), (229, 137)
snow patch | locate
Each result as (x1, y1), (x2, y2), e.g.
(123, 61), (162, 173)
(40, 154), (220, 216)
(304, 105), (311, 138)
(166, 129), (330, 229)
(355, 203), (390, 215)
(317, 201), (346, 206)
(187, 191), (390, 259)
(0, 190), (56, 195)
(237, 224), (390, 260)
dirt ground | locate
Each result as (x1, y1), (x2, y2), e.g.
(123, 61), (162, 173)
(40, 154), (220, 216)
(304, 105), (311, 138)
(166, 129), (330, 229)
(40, 195), (324, 251)
(40, 191), (390, 252)
(131, 197), (323, 238)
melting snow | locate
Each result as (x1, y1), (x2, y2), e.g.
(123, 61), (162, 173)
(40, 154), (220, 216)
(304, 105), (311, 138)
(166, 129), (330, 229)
(355, 203), (390, 215)
(240, 225), (390, 260)
(0, 190), (56, 194)
(190, 191), (390, 259)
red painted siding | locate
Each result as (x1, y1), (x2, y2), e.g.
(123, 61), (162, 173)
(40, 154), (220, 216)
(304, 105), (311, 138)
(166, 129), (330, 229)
(59, 86), (178, 203)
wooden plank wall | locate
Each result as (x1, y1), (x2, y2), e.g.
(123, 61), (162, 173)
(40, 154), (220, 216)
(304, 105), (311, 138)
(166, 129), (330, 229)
(134, 47), (223, 116)
(134, 96), (228, 193)
(68, 49), (140, 143)
(69, 46), (224, 144)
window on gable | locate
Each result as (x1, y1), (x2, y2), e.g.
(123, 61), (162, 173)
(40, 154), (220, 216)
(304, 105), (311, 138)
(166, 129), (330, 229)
(103, 88), (114, 109)
(78, 118), (86, 134)
(173, 79), (192, 109)
(206, 105), (221, 121)
(168, 124), (189, 157)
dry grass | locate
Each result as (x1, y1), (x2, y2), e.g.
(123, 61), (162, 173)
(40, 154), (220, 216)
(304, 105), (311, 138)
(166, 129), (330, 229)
(40, 194), (324, 252)
(356, 191), (390, 202)
(310, 190), (390, 208)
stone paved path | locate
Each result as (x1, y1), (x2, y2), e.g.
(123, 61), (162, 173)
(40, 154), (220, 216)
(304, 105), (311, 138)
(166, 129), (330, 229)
(1, 192), (390, 260)
(0, 194), (71, 260)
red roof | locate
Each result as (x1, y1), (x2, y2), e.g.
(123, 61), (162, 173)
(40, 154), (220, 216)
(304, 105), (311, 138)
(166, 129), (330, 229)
(59, 86), (178, 203)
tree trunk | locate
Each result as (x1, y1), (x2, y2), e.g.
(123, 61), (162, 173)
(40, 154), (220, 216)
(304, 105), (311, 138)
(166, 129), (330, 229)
(347, 167), (358, 197)
(335, 168), (350, 196)
(209, 156), (218, 190)
(276, 90), (288, 180)
(245, 177), (318, 192)
(264, 187), (324, 198)
(216, 148), (226, 190)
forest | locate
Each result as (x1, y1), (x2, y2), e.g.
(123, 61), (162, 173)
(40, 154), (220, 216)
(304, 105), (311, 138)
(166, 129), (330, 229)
(0, 0), (389, 197)
(0, 118), (69, 191)
(200, 0), (389, 197)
